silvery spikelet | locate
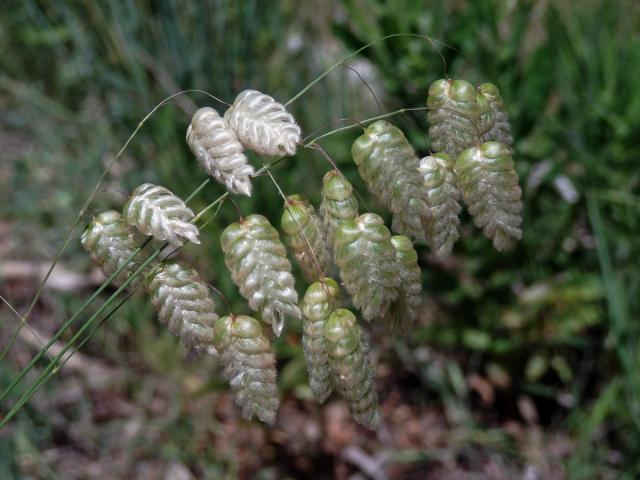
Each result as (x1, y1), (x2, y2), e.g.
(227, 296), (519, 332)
(123, 183), (200, 247)
(186, 107), (255, 196)
(145, 260), (219, 356)
(220, 214), (301, 336)
(224, 89), (301, 157)
(81, 210), (150, 289)
(213, 314), (280, 425)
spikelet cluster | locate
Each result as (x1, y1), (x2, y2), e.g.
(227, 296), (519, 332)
(186, 107), (254, 196)
(427, 79), (481, 159)
(123, 183), (200, 247)
(224, 89), (301, 157)
(418, 153), (462, 257)
(477, 83), (513, 148)
(281, 195), (330, 283)
(214, 314), (280, 424)
(324, 309), (379, 429)
(351, 120), (429, 241)
(456, 142), (522, 251)
(319, 170), (359, 249)
(334, 213), (399, 321)
(385, 236), (422, 335)
(220, 214), (300, 336)
(144, 260), (218, 356)
(81, 210), (150, 289)
(301, 278), (340, 403)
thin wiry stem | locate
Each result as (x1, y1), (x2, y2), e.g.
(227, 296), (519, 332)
(0, 295), (52, 362)
(286, 33), (449, 107)
(304, 107), (429, 146)
(0, 90), (221, 364)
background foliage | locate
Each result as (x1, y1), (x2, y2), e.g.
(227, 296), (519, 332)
(1, 0), (639, 478)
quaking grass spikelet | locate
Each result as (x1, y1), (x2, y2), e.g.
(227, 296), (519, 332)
(281, 195), (330, 283)
(334, 213), (400, 321)
(213, 314), (280, 425)
(224, 89), (301, 157)
(145, 261), (219, 356)
(220, 214), (300, 336)
(123, 183), (200, 247)
(81, 210), (150, 289)
(477, 83), (513, 148)
(351, 120), (429, 242)
(418, 153), (462, 258)
(319, 170), (359, 249)
(324, 308), (379, 429)
(385, 236), (422, 335)
(301, 278), (341, 403)
(186, 107), (255, 196)
(427, 79), (481, 159)
(456, 142), (522, 251)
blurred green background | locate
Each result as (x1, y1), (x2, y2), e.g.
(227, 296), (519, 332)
(1, 0), (639, 478)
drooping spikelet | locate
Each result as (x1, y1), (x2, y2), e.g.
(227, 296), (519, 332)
(213, 314), (280, 425)
(319, 170), (359, 248)
(477, 83), (513, 148)
(455, 142), (523, 251)
(324, 309), (379, 429)
(301, 278), (341, 403)
(418, 153), (462, 258)
(280, 195), (330, 283)
(123, 183), (200, 247)
(186, 107), (255, 196)
(351, 120), (429, 241)
(145, 261), (218, 356)
(220, 214), (300, 336)
(385, 236), (422, 335)
(427, 79), (481, 159)
(334, 213), (400, 321)
(224, 89), (301, 157)
(81, 210), (150, 289)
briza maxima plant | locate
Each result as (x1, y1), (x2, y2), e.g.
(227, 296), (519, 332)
(2, 35), (525, 430)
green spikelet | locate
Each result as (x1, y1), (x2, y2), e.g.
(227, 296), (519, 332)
(418, 153), (462, 258)
(455, 142), (523, 251)
(213, 314), (280, 425)
(281, 195), (330, 283)
(385, 236), (422, 335)
(220, 214), (300, 336)
(319, 170), (358, 248)
(301, 278), (341, 403)
(80, 210), (150, 289)
(334, 213), (400, 321)
(324, 309), (379, 429)
(477, 83), (513, 148)
(427, 79), (481, 158)
(145, 261), (219, 356)
(351, 120), (429, 241)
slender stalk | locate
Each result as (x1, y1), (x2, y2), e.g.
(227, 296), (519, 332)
(0, 90), (222, 364)
(304, 107), (428, 146)
(0, 249), (162, 428)
(286, 33), (444, 107)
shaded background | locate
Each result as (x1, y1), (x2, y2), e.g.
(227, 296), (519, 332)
(1, 0), (639, 478)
